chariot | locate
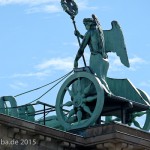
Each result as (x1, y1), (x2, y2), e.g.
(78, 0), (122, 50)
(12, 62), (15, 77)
(0, 0), (149, 133)
(55, 0), (150, 131)
(56, 66), (150, 131)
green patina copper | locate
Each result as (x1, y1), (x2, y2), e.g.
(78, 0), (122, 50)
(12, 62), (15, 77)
(136, 89), (150, 130)
(18, 104), (35, 122)
(56, 0), (150, 131)
(0, 97), (6, 114)
(38, 115), (64, 130)
(105, 79), (150, 131)
(61, 0), (78, 17)
(0, 96), (35, 122)
(0, 96), (18, 117)
(106, 78), (149, 105)
(56, 72), (104, 131)
(74, 15), (129, 94)
(18, 106), (27, 120)
(0, 0), (149, 133)
(26, 104), (35, 122)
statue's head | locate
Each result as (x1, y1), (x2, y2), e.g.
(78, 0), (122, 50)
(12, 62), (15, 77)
(83, 18), (96, 30)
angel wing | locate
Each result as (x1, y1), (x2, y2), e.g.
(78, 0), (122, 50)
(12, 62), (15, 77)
(103, 21), (130, 67)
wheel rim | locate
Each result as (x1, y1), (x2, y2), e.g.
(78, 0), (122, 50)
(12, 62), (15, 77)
(136, 89), (150, 131)
(56, 72), (104, 131)
(104, 89), (150, 131)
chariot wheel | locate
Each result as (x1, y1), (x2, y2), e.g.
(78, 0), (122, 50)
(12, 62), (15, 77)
(132, 89), (150, 131)
(56, 72), (104, 131)
(126, 89), (150, 131)
(104, 89), (150, 131)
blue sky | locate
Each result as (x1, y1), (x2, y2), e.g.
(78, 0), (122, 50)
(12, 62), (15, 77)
(0, 0), (150, 109)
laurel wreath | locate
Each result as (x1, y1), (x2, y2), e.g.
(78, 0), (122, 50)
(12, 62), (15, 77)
(61, 0), (78, 17)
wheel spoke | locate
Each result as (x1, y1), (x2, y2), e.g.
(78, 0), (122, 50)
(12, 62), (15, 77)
(61, 101), (73, 107)
(67, 116), (77, 123)
(83, 83), (92, 95)
(77, 78), (82, 93)
(81, 104), (92, 116)
(65, 87), (75, 97)
(67, 109), (75, 119)
(133, 119), (142, 129)
(83, 95), (97, 102)
(77, 109), (82, 123)
(134, 111), (146, 118)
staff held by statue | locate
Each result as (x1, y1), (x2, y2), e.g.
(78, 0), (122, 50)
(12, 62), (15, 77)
(60, 0), (87, 67)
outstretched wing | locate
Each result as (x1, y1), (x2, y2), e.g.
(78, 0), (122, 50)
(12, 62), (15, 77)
(103, 21), (130, 67)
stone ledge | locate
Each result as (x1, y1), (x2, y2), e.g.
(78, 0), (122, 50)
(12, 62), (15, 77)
(0, 114), (84, 146)
(83, 123), (150, 147)
(0, 114), (150, 150)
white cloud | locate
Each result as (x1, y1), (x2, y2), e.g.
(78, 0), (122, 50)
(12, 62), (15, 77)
(0, 0), (59, 6)
(1, 55), (148, 81)
(108, 53), (123, 72)
(9, 81), (28, 90)
(76, 0), (98, 10)
(0, 70), (50, 81)
(99, 6), (112, 12)
(36, 57), (73, 71)
(34, 53), (148, 75)
(27, 4), (61, 14)
(129, 56), (148, 71)
(12, 70), (51, 78)
(63, 42), (79, 47)
(140, 81), (150, 88)
(108, 54), (148, 72)
(0, 0), (98, 14)
(129, 57), (146, 64)
(0, 57), (73, 81)
(0, 0), (61, 14)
